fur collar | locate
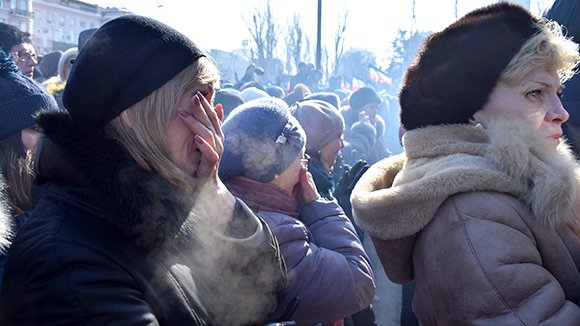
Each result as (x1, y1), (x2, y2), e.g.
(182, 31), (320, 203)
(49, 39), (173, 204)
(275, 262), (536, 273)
(352, 120), (580, 240)
(35, 110), (195, 250)
(0, 174), (12, 251)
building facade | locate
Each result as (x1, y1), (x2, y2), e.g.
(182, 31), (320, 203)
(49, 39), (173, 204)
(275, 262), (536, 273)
(0, 0), (130, 54)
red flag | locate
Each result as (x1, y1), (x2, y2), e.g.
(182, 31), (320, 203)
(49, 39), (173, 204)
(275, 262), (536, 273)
(352, 77), (366, 91)
(369, 67), (392, 85)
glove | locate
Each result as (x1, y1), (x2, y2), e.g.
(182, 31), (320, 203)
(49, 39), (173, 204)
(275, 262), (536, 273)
(334, 160), (370, 198)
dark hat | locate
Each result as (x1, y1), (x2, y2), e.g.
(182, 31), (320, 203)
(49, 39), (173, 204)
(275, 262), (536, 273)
(400, 3), (541, 131)
(38, 51), (62, 79)
(0, 51), (58, 139)
(77, 28), (97, 51)
(291, 99), (344, 153)
(214, 88), (244, 117)
(219, 97), (306, 182)
(349, 87), (381, 111)
(63, 15), (205, 128)
(303, 91), (341, 110)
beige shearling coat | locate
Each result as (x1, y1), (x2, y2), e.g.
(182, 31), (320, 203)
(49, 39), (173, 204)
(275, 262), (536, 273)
(352, 120), (580, 325)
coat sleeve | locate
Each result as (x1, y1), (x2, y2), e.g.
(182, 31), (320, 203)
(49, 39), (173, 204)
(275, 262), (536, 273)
(261, 199), (375, 325)
(0, 240), (161, 325)
(412, 192), (580, 325)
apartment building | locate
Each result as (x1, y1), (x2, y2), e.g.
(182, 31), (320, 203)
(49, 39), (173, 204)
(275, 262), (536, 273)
(0, 0), (130, 54)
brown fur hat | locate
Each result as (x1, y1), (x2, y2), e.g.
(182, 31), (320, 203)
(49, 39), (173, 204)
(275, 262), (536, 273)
(400, 3), (543, 131)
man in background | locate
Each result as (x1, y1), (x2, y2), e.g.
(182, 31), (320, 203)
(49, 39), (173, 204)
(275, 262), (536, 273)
(0, 23), (38, 78)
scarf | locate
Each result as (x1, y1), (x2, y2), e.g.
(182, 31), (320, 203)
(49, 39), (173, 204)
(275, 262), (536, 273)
(224, 176), (300, 218)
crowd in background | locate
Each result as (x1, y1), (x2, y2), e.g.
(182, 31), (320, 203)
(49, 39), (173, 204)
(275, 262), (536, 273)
(0, 1), (579, 325)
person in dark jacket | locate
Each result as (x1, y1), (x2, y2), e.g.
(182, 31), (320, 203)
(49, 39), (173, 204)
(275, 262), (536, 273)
(0, 50), (60, 285)
(544, 0), (580, 157)
(0, 15), (285, 325)
(291, 100), (376, 325)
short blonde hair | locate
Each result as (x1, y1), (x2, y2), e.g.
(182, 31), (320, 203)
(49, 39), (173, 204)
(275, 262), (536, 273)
(105, 57), (220, 189)
(501, 20), (580, 84)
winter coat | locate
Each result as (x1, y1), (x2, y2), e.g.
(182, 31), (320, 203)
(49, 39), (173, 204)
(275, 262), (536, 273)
(0, 174), (11, 277)
(0, 111), (286, 325)
(352, 120), (580, 325)
(258, 199), (374, 325)
(308, 160), (335, 201)
(545, 0), (580, 156)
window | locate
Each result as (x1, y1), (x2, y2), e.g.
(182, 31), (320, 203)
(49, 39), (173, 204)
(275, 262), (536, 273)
(0, 1), (5, 9)
(80, 20), (86, 28)
(70, 18), (76, 27)
(59, 15), (65, 27)
(47, 12), (53, 24)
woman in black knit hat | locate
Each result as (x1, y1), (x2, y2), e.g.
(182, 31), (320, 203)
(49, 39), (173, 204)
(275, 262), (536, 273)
(0, 16), (285, 325)
(0, 50), (59, 286)
(352, 3), (580, 324)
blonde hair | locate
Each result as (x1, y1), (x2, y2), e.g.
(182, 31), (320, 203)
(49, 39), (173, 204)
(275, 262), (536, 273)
(501, 20), (580, 84)
(105, 57), (220, 189)
(0, 133), (34, 216)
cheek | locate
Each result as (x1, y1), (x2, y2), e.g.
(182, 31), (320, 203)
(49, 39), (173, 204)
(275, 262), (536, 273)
(21, 130), (41, 152)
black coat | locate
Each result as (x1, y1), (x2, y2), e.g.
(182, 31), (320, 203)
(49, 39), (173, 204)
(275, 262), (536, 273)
(0, 111), (286, 325)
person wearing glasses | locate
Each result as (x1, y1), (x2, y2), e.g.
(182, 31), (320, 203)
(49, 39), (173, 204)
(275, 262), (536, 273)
(219, 97), (375, 325)
(0, 23), (38, 78)
(0, 49), (60, 286)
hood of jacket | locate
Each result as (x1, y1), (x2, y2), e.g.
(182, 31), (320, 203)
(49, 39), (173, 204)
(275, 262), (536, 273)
(352, 119), (580, 241)
(34, 110), (197, 250)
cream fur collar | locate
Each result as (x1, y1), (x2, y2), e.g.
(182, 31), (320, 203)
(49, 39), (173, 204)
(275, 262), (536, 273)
(351, 120), (580, 240)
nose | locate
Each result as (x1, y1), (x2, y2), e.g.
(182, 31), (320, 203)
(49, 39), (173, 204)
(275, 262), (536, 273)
(27, 56), (38, 65)
(547, 96), (569, 125)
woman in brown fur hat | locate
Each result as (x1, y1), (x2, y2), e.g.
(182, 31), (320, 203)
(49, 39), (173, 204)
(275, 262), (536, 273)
(352, 3), (580, 324)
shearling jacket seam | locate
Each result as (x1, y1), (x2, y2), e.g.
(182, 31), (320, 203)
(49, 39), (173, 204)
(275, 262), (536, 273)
(451, 197), (527, 326)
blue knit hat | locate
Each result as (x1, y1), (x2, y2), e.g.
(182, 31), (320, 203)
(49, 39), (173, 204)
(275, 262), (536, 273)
(219, 97), (306, 182)
(0, 51), (58, 139)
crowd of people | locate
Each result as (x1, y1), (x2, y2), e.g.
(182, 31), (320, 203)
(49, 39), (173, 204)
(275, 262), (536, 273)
(0, 1), (578, 325)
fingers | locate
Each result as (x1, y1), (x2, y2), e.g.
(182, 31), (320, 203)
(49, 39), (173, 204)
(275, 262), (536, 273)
(214, 103), (224, 122)
(299, 169), (320, 204)
(194, 134), (219, 180)
(178, 92), (224, 158)
(193, 92), (224, 157)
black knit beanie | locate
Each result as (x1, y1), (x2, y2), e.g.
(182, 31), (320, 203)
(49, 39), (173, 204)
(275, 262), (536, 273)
(63, 15), (205, 128)
(0, 51), (59, 139)
(400, 3), (542, 131)
(349, 87), (382, 111)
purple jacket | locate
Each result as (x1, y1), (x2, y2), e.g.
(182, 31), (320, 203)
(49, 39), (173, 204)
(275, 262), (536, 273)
(259, 199), (375, 325)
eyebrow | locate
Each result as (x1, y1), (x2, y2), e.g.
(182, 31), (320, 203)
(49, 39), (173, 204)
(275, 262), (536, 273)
(523, 80), (563, 90)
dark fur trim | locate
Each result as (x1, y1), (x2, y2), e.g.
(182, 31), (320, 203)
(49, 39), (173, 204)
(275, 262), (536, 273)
(36, 110), (193, 249)
(400, 3), (542, 130)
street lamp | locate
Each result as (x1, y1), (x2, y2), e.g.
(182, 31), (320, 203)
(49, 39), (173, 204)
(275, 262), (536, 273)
(316, 0), (322, 70)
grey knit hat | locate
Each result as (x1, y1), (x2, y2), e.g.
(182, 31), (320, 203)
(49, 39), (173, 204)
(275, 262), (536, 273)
(219, 97), (306, 182)
(291, 99), (344, 153)
(0, 51), (58, 139)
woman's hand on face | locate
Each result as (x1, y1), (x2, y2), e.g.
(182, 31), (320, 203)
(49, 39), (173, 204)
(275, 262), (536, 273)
(298, 168), (320, 205)
(178, 91), (224, 181)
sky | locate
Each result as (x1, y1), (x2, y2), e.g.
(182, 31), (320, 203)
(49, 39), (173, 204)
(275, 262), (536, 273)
(88, 0), (556, 66)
